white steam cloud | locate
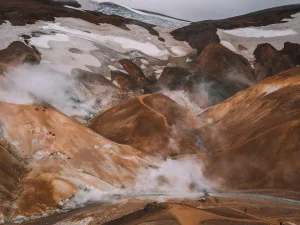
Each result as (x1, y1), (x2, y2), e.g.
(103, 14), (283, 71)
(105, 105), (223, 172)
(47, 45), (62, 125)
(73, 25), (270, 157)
(59, 156), (215, 210)
(134, 157), (214, 194)
(0, 65), (97, 119)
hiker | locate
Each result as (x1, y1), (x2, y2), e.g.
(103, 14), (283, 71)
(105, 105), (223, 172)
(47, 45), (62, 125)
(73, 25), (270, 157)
(244, 208), (247, 214)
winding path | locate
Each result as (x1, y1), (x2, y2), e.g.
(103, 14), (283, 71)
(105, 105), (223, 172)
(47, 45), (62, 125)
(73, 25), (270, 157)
(138, 94), (169, 127)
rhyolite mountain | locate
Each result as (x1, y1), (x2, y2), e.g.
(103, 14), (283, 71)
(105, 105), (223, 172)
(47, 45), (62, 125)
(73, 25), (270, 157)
(0, 0), (300, 224)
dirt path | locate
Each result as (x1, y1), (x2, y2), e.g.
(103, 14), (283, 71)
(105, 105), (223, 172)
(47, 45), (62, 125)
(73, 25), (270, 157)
(138, 94), (169, 127)
(223, 206), (278, 225)
(169, 204), (264, 225)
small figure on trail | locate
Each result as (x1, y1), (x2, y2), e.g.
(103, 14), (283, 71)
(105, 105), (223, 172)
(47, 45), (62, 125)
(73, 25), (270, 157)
(244, 208), (247, 214)
(199, 198), (206, 203)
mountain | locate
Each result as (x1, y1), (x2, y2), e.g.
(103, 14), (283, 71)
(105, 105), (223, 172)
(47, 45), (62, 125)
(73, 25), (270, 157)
(198, 67), (300, 190)
(92, 1), (189, 29)
(171, 4), (300, 55)
(0, 0), (194, 123)
(90, 93), (206, 156)
(0, 0), (300, 224)
(168, 4), (300, 110)
(0, 101), (156, 220)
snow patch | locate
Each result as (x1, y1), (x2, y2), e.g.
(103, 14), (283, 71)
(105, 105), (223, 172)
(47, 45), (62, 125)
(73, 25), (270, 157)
(263, 84), (282, 95)
(64, 5), (85, 12)
(220, 40), (237, 52)
(223, 28), (297, 38)
(29, 33), (69, 48)
(186, 58), (193, 63)
(140, 59), (149, 65)
(41, 60), (52, 64)
(108, 65), (119, 71)
(171, 46), (188, 56)
(42, 23), (169, 58)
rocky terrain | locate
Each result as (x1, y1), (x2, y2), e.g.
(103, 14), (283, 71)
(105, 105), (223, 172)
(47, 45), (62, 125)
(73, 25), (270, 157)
(0, 0), (300, 224)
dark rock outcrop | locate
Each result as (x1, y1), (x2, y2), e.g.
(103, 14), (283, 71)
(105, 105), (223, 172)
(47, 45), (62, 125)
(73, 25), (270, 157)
(157, 66), (191, 90)
(254, 43), (294, 81)
(175, 44), (256, 108)
(0, 41), (41, 71)
(119, 59), (150, 89)
(191, 43), (255, 85)
(111, 70), (140, 92)
(280, 42), (300, 66)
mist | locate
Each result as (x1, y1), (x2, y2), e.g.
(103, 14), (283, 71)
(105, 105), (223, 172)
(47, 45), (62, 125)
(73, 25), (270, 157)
(134, 157), (215, 194)
(62, 156), (216, 209)
(0, 65), (97, 119)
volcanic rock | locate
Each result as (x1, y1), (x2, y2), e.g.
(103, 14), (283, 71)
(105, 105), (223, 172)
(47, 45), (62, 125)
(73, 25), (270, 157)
(157, 66), (191, 90)
(280, 42), (300, 66)
(0, 41), (41, 71)
(254, 43), (294, 81)
(118, 59), (151, 89)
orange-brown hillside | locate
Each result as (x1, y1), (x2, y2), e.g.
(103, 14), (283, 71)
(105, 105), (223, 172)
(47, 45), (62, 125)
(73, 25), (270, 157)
(90, 93), (206, 156)
(197, 67), (300, 190)
(0, 147), (23, 221)
(0, 101), (157, 219)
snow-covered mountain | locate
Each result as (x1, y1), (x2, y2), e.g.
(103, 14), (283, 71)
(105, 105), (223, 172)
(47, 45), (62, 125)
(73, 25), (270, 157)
(76, 0), (189, 29)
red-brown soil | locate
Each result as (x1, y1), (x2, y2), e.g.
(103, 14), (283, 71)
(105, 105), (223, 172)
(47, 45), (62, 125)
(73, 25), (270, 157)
(198, 67), (300, 190)
(0, 146), (24, 221)
(90, 93), (204, 156)
(18, 194), (300, 225)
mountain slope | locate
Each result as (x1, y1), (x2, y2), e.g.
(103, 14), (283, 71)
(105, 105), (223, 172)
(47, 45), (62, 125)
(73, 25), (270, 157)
(171, 4), (300, 55)
(0, 101), (156, 221)
(90, 94), (206, 156)
(0, 147), (23, 222)
(198, 67), (300, 190)
(0, 1), (300, 223)
(93, 1), (189, 29)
